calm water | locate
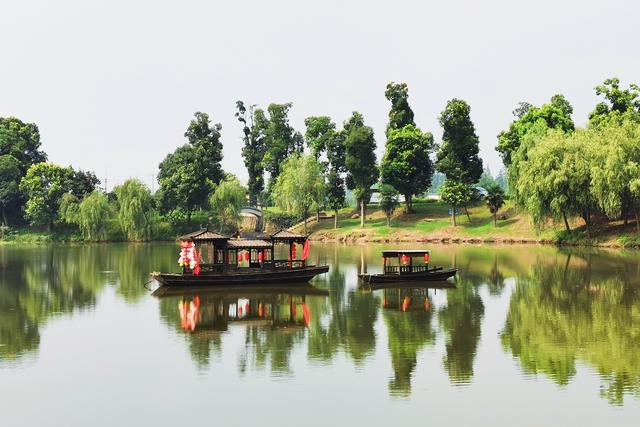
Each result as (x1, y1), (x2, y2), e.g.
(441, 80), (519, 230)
(1, 243), (640, 426)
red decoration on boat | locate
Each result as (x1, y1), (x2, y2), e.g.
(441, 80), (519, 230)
(291, 243), (297, 259)
(302, 239), (310, 260)
(237, 252), (243, 263)
(258, 251), (263, 262)
(244, 251), (250, 261)
(424, 253), (430, 263)
(401, 254), (409, 265)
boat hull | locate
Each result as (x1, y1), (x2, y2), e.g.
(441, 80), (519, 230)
(153, 265), (329, 287)
(358, 267), (457, 284)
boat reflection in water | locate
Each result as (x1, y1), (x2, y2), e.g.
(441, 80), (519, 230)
(154, 284), (329, 333)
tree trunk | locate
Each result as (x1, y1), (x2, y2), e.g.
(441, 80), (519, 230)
(334, 210), (338, 229)
(464, 206), (471, 223)
(635, 206), (640, 234)
(493, 212), (497, 227)
(316, 209), (320, 222)
(303, 210), (308, 235)
(386, 214), (391, 227)
(404, 194), (412, 213)
(583, 210), (591, 238)
(360, 199), (365, 228)
(563, 212), (570, 231)
(452, 206), (457, 226)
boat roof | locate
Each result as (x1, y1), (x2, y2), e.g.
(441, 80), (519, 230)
(226, 239), (272, 249)
(178, 229), (229, 242)
(382, 249), (431, 257)
(268, 229), (308, 242)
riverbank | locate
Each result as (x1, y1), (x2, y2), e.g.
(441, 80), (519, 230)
(303, 201), (640, 249)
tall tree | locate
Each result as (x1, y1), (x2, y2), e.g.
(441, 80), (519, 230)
(19, 163), (74, 229)
(344, 112), (378, 227)
(236, 101), (266, 206)
(485, 184), (505, 227)
(380, 124), (434, 212)
(436, 99), (483, 184)
(209, 175), (247, 232)
(304, 116), (336, 161)
(440, 179), (473, 226)
(0, 155), (21, 224)
(0, 117), (48, 223)
(272, 154), (325, 234)
(261, 103), (304, 195)
(379, 183), (399, 227)
(157, 112), (225, 218)
(496, 95), (575, 166)
(114, 178), (155, 241)
(385, 82), (415, 131)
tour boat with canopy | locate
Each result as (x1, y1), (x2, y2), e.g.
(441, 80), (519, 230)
(358, 249), (457, 284)
(153, 228), (329, 286)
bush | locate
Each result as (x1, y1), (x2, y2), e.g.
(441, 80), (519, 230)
(263, 211), (301, 230)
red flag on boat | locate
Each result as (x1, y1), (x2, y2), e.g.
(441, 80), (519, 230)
(302, 239), (310, 260)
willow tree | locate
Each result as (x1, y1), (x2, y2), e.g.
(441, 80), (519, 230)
(114, 178), (154, 241)
(209, 175), (247, 232)
(272, 154), (325, 234)
(78, 191), (110, 241)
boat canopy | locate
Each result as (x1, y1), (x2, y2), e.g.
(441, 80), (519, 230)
(178, 228), (229, 242)
(261, 229), (308, 244)
(381, 249), (431, 257)
(226, 239), (272, 249)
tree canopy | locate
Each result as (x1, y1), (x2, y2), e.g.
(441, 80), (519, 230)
(77, 191), (110, 241)
(19, 163), (74, 228)
(209, 175), (247, 232)
(236, 101), (266, 206)
(114, 178), (155, 241)
(385, 82), (415, 131)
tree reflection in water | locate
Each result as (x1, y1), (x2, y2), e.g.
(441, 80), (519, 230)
(501, 250), (640, 405)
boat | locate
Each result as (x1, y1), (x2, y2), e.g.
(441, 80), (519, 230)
(358, 249), (457, 284)
(152, 228), (329, 287)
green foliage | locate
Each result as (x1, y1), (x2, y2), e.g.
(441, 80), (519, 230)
(209, 175), (247, 232)
(325, 169), (346, 219)
(262, 210), (300, 230)
(272, 154), (325, 233)
(589, 77), (640, 127)
(436, 99), (483, 184)
(19, 163), (74, 228)
(260, 103), (304, 194)
(379, 183), (399, 226)
(304, 116), (337, 160)
(58, 193), (80, 225)
(158, 112), (224, 216)
(485, 184), (505, 226)
(516, 129), (594, 232)
(497, 94), (575, 166)
(236, 101), (267, 206)
(385, 82), (415, 131)
(440, 180), (473, 226)
(478, 167), (497, 189)
(0, 155), (22, 224)
(77, 192), (110, 241)
(380, 124), (434, 210)
(70, 170), (100, 199)
(114, 178), (155, 241)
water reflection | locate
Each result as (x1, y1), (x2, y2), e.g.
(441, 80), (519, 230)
(1, 243), (640, 407)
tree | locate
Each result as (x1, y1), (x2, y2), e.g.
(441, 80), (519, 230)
(344, 112), (378, 227)
(0, 117), (48, 223)
(114, 178), (155, 241)
(158, 112), (225, 217)
(440, 179), (473, 226)
(516, 130), (594, 234)
(589, 119), (640, 232)
(380, 125), (434, 212)
(325, 169), (346, 229)
(77, 191), (110, 241)
(209, 175), (247, 232)
(236, 101), (266, 206)
(304, 116), (336, 161)
(385, 82), (415, 131)
(485, 184), (505, 227)
(58, 193), (80, 225)
(19, 163), (74, 229)
(70, 170), (100, 199)
(0, 155), (21, 224)
(497, 95), (575, 166)
(436, 99), (483, 184)
(589, 78), (640, 127)
(379, 184), (399, 227)
(272, 154), (325, 234)
(261, 103), (304, 195)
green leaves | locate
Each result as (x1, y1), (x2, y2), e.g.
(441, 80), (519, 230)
(209, 175), (247, 232)
(273, 154), (325, 222)
(19, 163), (74, 227)
(114, 179), (154, 241)
(78, 192), (110, 241)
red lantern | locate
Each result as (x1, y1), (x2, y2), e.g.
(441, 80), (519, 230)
(424, 253), (430, 263)
(244, 251), (250, 261)
(258, 251), (263, 262)
(401, 254), (409, 265)
(237, 252), (243, 263)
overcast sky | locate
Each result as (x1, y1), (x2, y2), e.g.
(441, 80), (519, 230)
(2, 0), (639, 190)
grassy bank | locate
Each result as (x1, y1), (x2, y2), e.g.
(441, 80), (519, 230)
(304, 201), (640, 249)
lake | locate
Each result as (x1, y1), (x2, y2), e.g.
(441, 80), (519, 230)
(1, 242), (639, 426)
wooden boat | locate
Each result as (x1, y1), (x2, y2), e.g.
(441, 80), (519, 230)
(358, 249), (457, 284)
(153, 228), (329, 287)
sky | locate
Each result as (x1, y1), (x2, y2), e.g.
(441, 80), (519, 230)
(2, 0), (639, 190)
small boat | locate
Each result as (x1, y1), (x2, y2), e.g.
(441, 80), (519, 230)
(153, 228), (329, 287)
(358, 249), (457, 284)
